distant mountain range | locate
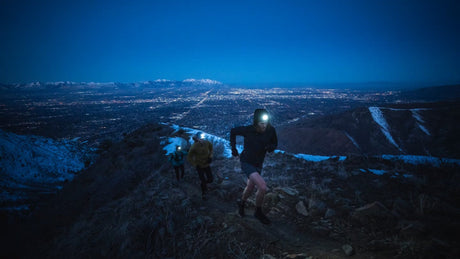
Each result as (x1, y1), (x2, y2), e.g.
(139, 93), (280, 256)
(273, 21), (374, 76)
(0, 78), (223, 90)
(278, 101), (460, 158)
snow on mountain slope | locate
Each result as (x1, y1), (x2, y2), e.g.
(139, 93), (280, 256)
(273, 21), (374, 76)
(344, 132), (360, 150)
(410, 109), (431, 136)
(369, 107), (403, 152)
(0, 129), (93, 210)
(163, 124), (460, 166)
(165, 124), (237, 158)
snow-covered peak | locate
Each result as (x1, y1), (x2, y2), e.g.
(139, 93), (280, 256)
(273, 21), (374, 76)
(183, 79), (223, 85)
(45, 81), (78, 85)
(154, 79), (172, 82)
(24, 82), (43, 88)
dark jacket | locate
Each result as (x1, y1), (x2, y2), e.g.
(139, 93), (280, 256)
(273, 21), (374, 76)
(230, 124), (277, 167)
(168, 150), (187, 167)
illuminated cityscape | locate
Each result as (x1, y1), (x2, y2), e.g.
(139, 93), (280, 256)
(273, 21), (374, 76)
(0, 83), (403, 147)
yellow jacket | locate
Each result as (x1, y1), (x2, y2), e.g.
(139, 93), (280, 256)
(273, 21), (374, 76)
(187, 140), (213, 168)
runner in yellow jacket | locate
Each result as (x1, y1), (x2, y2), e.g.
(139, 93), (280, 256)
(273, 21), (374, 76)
(187, 132), (213, 200)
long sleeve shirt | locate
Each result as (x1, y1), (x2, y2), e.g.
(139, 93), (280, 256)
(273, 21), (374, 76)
(230, 125), (277, 167)
(168, 150), (187, 167)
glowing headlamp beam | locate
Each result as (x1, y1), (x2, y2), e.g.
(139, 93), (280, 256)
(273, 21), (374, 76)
(261, 114), (269, 121)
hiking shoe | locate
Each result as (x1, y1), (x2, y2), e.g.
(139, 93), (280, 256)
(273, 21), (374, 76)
(254, 210), (271, 225)
(237, 199), (245, 217)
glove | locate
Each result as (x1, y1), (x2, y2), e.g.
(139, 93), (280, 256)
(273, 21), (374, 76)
(207, 157), (212, 163)
(232, 147), (239, 157)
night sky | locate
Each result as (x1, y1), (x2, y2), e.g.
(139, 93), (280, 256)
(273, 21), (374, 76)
(1, 0), (459, 86)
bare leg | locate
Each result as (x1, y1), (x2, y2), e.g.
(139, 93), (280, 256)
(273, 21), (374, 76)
(244, 172), (270, 224)
(248, 172), (267, 207)
(242, 177), (256, 201)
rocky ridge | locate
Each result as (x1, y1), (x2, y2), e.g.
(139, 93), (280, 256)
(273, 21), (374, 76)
(2, 123), (459, 258)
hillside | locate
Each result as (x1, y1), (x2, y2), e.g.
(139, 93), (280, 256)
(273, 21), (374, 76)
(2, 123), (459, 258)
(278, 101), (460, 158)
(0, 129), (93, 211)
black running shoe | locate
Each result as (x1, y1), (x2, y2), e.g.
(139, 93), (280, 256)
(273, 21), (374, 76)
(237, 199), (245, 217)
(254, 210), (271, 225)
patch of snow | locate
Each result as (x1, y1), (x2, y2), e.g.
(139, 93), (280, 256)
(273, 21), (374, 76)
(293, 153), (347, 162)
(287, 117), (300, 124)
(368, 169), (387, 175)
(345, 132), (360, 150)
(411, 109), (430, 135)
(382, 155), (460, 167)
(369, 107), (403, 152)
(168, 124), (240, 158)
(417, 124), (430, 136)
(163, 137), (188, 155)
(391, 172), (414, 179)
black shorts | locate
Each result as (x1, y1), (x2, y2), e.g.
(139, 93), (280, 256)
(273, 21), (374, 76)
(240, 162), (262, 178)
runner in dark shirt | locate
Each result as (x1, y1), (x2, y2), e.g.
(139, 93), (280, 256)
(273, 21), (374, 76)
(230, 109), (277, 224)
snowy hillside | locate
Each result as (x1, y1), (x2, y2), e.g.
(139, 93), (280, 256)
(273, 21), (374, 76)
(0, 130), (93, 210)
(163, 124), (460, 167)
(279, 102), (460, 158)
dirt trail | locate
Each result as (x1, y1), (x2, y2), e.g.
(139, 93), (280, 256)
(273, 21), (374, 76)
(169, 161), (378, 258)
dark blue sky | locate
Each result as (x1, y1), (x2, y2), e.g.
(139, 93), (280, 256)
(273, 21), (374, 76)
(1, 0), (459, 86)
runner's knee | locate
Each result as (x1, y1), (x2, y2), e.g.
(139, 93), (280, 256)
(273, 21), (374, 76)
(258, 183), (267, 193)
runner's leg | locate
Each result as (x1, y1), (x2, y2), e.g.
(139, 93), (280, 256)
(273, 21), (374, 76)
(248, 172), (267, 207)
(174, 166), (180, 181)
(242, 176), (256, 201)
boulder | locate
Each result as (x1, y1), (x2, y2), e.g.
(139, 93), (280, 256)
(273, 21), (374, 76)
(275, 187), (299, 196)
(342, 244), (354, 256)
(295, 201), (309, 216)
(351, 201), (395, 225)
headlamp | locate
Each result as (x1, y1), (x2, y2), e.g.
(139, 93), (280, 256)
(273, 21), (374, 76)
(200, 133), (205, 139)
(261, 114), (269, 122)
(177, 146), (181, 150)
